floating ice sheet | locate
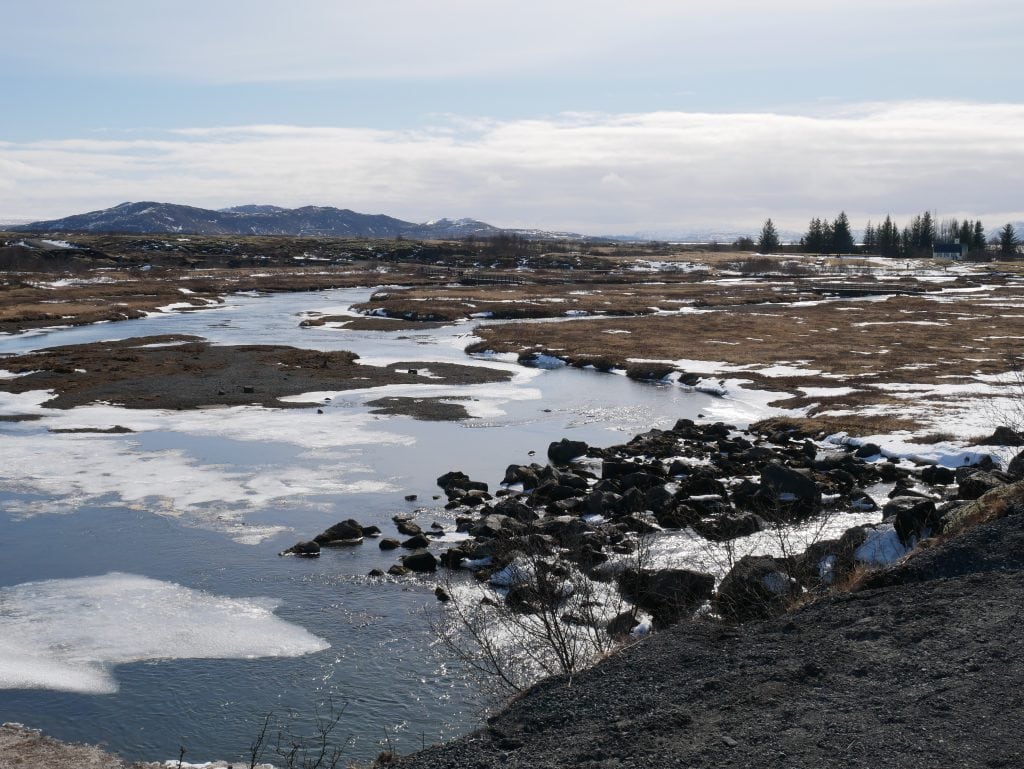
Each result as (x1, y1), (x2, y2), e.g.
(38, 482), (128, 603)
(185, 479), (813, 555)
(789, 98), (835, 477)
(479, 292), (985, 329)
(0, 572), (329, 694)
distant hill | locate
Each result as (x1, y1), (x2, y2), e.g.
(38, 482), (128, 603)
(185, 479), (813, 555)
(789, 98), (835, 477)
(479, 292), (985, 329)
(12, 201), (574, 241)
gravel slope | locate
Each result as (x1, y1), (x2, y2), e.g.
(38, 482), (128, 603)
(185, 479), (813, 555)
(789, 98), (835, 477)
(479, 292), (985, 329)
(395, 510), (1024, 769)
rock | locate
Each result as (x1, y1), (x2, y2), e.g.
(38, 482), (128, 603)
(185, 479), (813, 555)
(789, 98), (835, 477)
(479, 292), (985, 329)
(921, 465), (956, 485)
(884, 496), (940, 545)
(958, 471), (1008, 501)
(1008, 451), (1024, 479)
(379, 538), (401, 550)
(404, 494), (418, 501)
(313, 518), (364, 544)
(362, 525), (382, 537)
(606, 610), (640, 639)
(624, 363), (675, 382)
(692, 512), (766, 542)
(470, 514), (514, 539)
(396, 520), (423, 537)
(401, 533), (431, 549)
(368, 568), (385, 577)
(654, 503), (701, 529)
(677, 474), (728, 498)
(757, 462), (821, 520)
(547, 438), (589, 465)
(434, 585), (451, 602)
(460, 489), (492, 507)
(280, 540), (320, 557)
(644, 484), (676, 515)
(955, 456), (997, 481)
(715, 555), (799, 622)
(601, 460), (634, 480)
(615, 513), (661, 535)
(388, 564), (411, 576)
(854, 442), (883, 459)
(503, 464), (540, 489)
(617, 568), (715, 628)
(982, 425), (1024, 446)
(493, 498), (539, 523)
(242, 385), (255, 394)
(437, 470), (472, 490)
(402, 551), (438, 572)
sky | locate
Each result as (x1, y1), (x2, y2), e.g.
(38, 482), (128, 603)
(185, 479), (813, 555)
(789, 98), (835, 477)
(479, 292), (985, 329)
(1, 0), (1022, 236)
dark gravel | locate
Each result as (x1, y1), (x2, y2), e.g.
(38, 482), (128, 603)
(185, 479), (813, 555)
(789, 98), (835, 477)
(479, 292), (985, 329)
(396, 510), (1024, 769)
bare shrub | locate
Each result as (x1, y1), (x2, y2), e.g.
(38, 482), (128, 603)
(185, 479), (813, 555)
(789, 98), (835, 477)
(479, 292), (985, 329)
(430, 536), (653, 695)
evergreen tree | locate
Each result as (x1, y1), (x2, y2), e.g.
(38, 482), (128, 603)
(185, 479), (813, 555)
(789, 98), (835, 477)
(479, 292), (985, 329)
(878, 215), (900, 257)
(804, 218), (824, 254)
(958, 219), (973, 246)
(920, 211), (936, 249)
(822, 220), (835, 254)
(832, 211), (854, 254)
(863, 221), (877, 253)
(900, 227), (913, 258)
(998, 223), (1019, 258)
(972, 220), (987, 251)
(757, 218), (780, 253)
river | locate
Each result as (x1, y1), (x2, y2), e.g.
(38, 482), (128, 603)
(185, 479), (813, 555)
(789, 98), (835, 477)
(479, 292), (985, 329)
(0, 286), (780, 763)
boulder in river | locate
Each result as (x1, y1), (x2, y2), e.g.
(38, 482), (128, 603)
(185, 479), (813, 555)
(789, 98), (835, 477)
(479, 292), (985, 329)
(547, 438), (589, 465)
(314, 519), (364, 545)
(402, 551), (438, 573)
(279, 540), (321, 557)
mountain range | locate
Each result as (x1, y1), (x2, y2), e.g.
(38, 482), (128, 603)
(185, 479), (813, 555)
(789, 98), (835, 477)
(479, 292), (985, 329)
(10, 201), (579, 240)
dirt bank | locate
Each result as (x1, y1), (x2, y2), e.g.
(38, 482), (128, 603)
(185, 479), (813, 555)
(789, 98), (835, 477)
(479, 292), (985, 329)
(0, 336), (512, 411)
(395, 507), (1024, 769)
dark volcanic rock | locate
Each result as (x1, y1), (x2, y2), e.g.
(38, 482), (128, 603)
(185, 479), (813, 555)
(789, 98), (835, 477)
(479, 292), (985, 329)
(883, 496), (940, 545)
(402, 551), (438, 573)
(982, 425), (1024, 446)
(715, 555), (799, 621)
(280, 540), (321, 557)
(757, 462), (821, 519)
(401, 533), (431, 549)
(957, 471), (1008, 501)
(547, 438), (589, 465)
(692, 512), (766, 542)
(920, 464), (956, 485)
(313, 518), (364, 544)
(617, 568), (715, 628)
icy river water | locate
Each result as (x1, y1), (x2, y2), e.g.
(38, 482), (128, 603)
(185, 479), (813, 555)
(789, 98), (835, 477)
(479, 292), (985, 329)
(0, 287), (781, 763)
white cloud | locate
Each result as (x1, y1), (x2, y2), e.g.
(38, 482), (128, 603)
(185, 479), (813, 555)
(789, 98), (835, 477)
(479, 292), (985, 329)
(3, 1), (1020, 84)
(3, 101), (1023, 234)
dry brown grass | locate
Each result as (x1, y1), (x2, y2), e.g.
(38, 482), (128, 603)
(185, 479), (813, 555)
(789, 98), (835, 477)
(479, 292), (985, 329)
(350, 278), (823, 321)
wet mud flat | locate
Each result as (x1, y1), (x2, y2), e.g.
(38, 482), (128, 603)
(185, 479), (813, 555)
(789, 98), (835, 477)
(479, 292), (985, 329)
(0, 335), (512, 411)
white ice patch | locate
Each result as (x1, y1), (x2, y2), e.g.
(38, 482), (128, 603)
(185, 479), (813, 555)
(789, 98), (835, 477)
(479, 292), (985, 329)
(524, 353), (567, 370)
(854, 525), (908, 566)
(0, 393), (406, 540)
(0, 573), (328, 694)
(149, 302), (198, 314)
